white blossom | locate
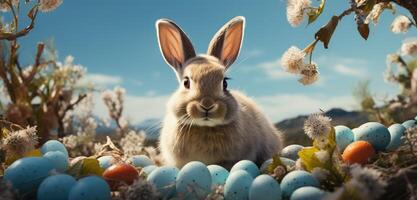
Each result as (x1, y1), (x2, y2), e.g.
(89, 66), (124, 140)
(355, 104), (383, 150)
(298, 63), (319, 85)
(281, 46), (306, 74)
(391, 15), (412, 33)
(315, 150), (330, 163)
(2, 126), (38, 155)
(401, 40), (417, 56)
(304, 113), (332, 140)
(39, 0), (63, 12)
(365, 3), (393, 25)
(286, 0), (311, 27)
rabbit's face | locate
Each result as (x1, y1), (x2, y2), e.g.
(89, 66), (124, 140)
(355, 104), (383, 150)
(156, 16), (245, 126)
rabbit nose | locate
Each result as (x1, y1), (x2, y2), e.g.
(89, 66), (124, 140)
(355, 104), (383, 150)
(200, 98), (215, 111)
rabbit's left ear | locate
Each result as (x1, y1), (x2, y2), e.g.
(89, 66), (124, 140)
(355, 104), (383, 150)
(207, 16), (245, 69)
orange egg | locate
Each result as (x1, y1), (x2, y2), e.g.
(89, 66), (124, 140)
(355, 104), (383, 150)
(342, 141), (375, 165)
(103, 163), (139, 189)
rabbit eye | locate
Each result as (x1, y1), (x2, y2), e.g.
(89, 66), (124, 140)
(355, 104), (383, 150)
(223, 78), (228, 90)
(183, 77), (190, 89)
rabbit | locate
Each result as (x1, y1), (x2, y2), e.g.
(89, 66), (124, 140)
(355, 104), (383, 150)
(156, 16), (283, 169)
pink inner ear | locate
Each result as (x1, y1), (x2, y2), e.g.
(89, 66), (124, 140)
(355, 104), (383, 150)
(159, 23), (186, 65)
(222, 25), (243, 62)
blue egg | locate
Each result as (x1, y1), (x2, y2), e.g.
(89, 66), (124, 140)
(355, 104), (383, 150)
(415, 116), (417, 120)
(281, 144), (304, 160)
(142, 165), (158, 175)
(207, 165), (229, 187)
(97, 156), (116, 170)
(386, 124), (407, 151)
(176, 161), (211, 200)
(402, 120), (416, 129)
(260, 157), (295, 173)
(280, 170), (320, 198)
(4, 157), (53, 196)
(68, 176), (110, 200)
(41, 140), (69, 158)
(249, 174), (281, 200)
(354, 122), (391, 151)
(230, 160), (260, 178)
(290, 186), (326, 200)
(147, 166), (179, 198)
(37, 174), (77, 200)
(224, 170), (254, 200)
(43, 151), (69, 172)
(128, 155), (154, 168)
(335, 125), (354, 151)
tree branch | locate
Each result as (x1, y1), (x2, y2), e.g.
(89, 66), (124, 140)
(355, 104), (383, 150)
(378, 0), (417, 25)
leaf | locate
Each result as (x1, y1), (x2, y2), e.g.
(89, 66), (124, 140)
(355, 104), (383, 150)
(267, 154), (284, 174)
(315, 16), (339, 49)
(297, 146), (323, 171)
(27, 6), (37, 20)
(357, 23), (369, 40)
(307, 0), (326, 25)
(67, 157), (104, 178)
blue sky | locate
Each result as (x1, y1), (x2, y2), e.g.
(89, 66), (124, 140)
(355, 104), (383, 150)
(15, 0), (417, 123)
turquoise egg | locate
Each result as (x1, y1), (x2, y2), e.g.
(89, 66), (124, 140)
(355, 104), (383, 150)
(4, 157), (53, 196)
(230, 160), (260, 178)
(335, 125), (354, 151)
(97, 156), (116, 170)
(41, 140), (69, 158)
(176, 161), (211, 200)
(249, 174), (281, 200)
(147, 166), (179, 198)
(402, 120), (416, 129)
(128, 155), (154, 168)
(354, 122), (390, 151)
(43, 151), (69, 172)
(280, 170), (319, 198)
(386, 124), (407, 151)
(142, 165), (158, 175)
(290, 186), (326, 200)
(224, 170), (254, 200)
(68, 176), (111, 200)
(260, 157), (295, 173)
(37, 174), (77, 200)
(281, 144), (303, 160)
(207, 165), (229, 187)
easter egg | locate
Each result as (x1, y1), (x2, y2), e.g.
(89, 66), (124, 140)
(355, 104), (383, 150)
(142, 165), (157, 175)
(230, 160), (260, 178)
(335, 125), (354, 151)
(128, 155), (154, 168)
(281, 144), (303, 160)
(402, 120), (416, 129)
(415, 116), (417, 120)
(386, 124), (407, 151)
(41, 140), (68, 158)
(290, 186), (326, 200)
(260, 157), (296, 173)
(103, 163), (139, 187)
(342, 141), (375, 165)
(147, 166), (179, 198)
(4, 157), (53, 196)
(207, 165), (229, 187)
(249, 174), (281, 200)
(224, 170), (254, 200)
(176, 161), (211, 200)
(68, 176), (111, 200)
(97, 156), (116, 170)
(43, 151), (69, 172)
(280, 170), (319, 198)
(354, 122), (390, 151)
(37, 174), (77, 200)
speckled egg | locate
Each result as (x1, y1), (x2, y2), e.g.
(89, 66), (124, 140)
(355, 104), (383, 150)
(281, 144), (304, 160)
(68, 176), (111, 200)
(290, 186), (326, 200)
(37, 174), (77, 200)
(142, 165), (157, 175)
(260, 157), (296, 173)
(386, 123), (407, 151)
(176, 161), (212, 200)
(147, 166), (179, 198)
(207, 165), (229, 187)
(335, 125), (354, 151)
(97, 156), (116, 170)
(40, 140), (69, 158)
(224, 170), (254, 200)
(280, 170), (320, 198)
(342, 141), (375, 165)
(4, 157), (53, 196)
(354, 122), (390, 151)
(43, 151), (69, 173)
(402, 120), (416, 129)
(230, 160), (260, 178)
(249, 174), (281, 200)
(128, 155), (154, 168)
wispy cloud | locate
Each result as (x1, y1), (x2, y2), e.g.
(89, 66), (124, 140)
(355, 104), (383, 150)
(257, 59), (293, 79)
(83, 73), (122, 88)
(333, 64), (367, 77)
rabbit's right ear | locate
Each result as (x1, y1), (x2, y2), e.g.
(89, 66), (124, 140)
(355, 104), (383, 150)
(156, 19), (196, 79)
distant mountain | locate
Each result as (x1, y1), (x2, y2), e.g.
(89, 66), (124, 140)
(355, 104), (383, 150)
(276, 108), (369, 146)
(135, 118), (162, 141)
